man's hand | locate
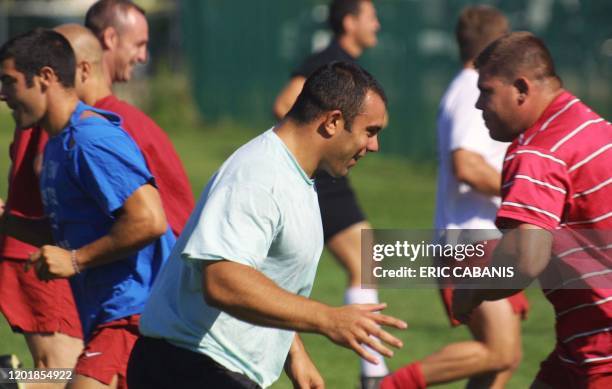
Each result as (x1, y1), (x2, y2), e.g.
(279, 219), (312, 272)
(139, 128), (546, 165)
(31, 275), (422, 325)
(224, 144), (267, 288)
(27, 245), (76, 280)
(0, 197), (5, 217)
(285, 336), (324, 389)
(320, 303), (407, 364)
(451, 289), (483, 324)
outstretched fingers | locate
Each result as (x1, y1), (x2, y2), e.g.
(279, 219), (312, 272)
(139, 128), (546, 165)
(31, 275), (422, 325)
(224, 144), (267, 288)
(349, 338), (380, 365)
(370, 311), (408, 331)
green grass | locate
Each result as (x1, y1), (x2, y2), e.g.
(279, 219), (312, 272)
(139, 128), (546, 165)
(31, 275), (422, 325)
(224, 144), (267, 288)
(0, 102), (555, 388)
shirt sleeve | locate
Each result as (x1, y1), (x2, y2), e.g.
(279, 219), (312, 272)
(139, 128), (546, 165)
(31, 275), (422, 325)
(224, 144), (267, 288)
(448, 88), (489, 153)
(496, 146), (570, 229)
(73, 135), (154, 215)
(181, 184), (282, 270)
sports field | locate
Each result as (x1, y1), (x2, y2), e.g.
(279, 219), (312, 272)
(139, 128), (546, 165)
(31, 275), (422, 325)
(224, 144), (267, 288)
(0, 96), (555, 387)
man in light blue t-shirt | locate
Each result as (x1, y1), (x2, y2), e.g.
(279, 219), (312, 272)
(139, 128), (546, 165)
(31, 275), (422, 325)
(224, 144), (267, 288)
(128, 62), (407, 388)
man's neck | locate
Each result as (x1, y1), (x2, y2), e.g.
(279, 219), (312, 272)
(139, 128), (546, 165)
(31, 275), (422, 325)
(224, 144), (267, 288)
(273, 119), (322, 178)
(40, 91), (80, 136)
(101, 52), (114, 89)
(337, 34), (363, 58)
(528, 86), (565, 129)
(81, 75), (113, 106)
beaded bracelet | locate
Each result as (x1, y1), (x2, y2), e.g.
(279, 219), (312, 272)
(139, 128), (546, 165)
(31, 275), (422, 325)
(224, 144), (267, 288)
(71, 249), (80, 274)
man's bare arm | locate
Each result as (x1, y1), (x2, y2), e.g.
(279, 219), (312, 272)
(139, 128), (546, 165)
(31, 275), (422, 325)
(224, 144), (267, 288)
(453, 223), (553, 321)
(273, 76), (306, 120)
(452, 148), (501, 197)
(285, 334), (325, 389)
(203, 260), (407, 364)
(29, 184), (168, 278)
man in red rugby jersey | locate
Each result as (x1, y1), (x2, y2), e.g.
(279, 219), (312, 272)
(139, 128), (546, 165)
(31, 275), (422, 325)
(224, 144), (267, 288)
(449, 32), (612, 389)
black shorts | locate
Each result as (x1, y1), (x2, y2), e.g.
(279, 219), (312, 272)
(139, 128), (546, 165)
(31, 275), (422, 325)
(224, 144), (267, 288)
(315, 171), (366, 242)
(127, 336), (261, 389)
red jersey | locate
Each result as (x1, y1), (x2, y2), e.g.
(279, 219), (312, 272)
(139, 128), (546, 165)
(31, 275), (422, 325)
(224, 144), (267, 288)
(94, 95), (194, 237)
(496, 91), (612, 374)
(0, 127), (48, 260)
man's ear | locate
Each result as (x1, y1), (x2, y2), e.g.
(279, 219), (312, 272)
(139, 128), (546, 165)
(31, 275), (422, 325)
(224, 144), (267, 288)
(79, 62), (92, 84)
(321, 110), (344, 137)
(343, 14), (357, 35)
(514, 77), (530, 105)
(37, 66), (57, 90)
(101, 26), (118, 50)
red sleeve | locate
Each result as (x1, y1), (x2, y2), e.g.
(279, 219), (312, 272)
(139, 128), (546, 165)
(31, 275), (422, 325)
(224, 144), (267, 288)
(496, 146), (570, 230)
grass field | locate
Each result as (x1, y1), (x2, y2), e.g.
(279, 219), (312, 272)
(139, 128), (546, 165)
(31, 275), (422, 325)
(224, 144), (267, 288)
(0, 99), (555, 388)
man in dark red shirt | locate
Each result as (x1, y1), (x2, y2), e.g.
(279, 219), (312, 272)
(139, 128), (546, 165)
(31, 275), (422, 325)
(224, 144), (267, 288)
(447, 32), (612, 388)
(50, 23), (194, 387)
(0, 3), (194, 380)
(58, 22), (194, 237)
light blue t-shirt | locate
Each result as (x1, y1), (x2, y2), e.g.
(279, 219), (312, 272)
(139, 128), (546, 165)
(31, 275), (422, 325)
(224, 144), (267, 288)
(140, 129), (323, 387)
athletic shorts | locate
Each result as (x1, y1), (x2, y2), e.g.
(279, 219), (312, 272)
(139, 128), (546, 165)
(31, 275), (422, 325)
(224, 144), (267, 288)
(439, 287), (529, 327)
(315, 171), (365, 242)
(127, 336), (261, 389)
(74, 315), (140, 388)
(536, 351), (612, 388)
(436, 239), (529, 327)
(0, 258), (82, 339)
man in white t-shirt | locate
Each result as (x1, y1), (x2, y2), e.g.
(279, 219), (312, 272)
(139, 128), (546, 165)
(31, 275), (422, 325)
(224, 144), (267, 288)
(381, 6), (527, 389)
(127, 62), (407, 389)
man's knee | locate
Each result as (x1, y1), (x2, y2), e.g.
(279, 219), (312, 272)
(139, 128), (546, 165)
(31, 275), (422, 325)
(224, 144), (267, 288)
(489, 344), (522, 372)
(470, 300), (523, 372)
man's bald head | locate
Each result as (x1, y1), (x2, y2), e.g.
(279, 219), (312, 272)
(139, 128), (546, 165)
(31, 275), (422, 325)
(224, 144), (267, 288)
(55, 24), (103, 67)
(54, 24), (111, 104)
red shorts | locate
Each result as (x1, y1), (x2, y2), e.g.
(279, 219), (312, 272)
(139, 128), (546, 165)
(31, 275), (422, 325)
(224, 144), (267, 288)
(440, 287), (529, 327)
(74, 315), (140, 388)
(536, 351), (612, 388)
(0, 258), (82, 338)
(437, 238), (529, 326)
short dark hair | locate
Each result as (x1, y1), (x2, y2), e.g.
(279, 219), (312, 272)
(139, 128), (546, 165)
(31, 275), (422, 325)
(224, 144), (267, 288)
(0, 28), (75, 88)
(85, 0), (146, 39)
(475, 31), (560, 84)
(456, 5), (509, 63)
(329, 0), (369, 36)
(287, 61), (387, 129)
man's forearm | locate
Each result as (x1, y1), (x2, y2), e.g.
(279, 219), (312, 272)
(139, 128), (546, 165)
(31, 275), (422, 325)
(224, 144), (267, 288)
(0, 213), (54, 247)
(452, 149), (501, 196)
(75, 209), (165, 271)
(203, 260), (405, 364)
(74, 184), (167, 271)
(471, 225), (553, 302)
(203, 260), (332, 333)
(286, 334), (310, 367)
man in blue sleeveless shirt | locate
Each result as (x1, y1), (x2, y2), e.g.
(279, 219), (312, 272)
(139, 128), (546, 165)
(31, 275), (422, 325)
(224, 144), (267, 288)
(0, 29), (174, 389)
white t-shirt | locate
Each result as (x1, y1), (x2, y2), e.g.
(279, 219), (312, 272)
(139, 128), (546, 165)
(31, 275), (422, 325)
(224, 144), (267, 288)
(140, 129), (323, 388)
(434, 68), (509, 231)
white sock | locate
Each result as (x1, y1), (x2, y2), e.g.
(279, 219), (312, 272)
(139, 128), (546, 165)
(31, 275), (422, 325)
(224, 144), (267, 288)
(344, 286), (389, 377)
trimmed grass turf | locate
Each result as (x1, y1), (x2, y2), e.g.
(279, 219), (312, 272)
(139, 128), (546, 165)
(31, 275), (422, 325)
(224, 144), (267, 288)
(0, 107), (555, 388)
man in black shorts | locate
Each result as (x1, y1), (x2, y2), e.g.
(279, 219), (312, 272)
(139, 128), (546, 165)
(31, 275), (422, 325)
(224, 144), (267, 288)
(273, 1), (386, 386)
